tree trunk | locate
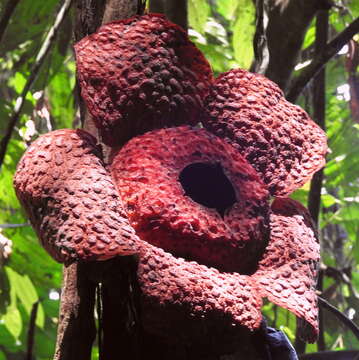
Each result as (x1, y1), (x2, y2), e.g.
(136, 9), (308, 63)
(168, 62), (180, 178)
(54, 1), (140, 359)
(252, 0), (331, 93)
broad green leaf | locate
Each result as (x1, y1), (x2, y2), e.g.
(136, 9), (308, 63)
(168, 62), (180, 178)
(280, 325), (295, 342)
(34, 327), (57, 358)
(188, 0), (210, 33)
(342, 284), (350, 298)
(232, 0), (255, 69)
(321, 193), (339, 208)
(290, 188), (309, 206)
(2, 308), (22, 339)
(0, 0), (59, 53)
(0, 323), (18, 351)
(0, 350), (6, 360)
(1, 294), (22, 340)
(302, 19), (315, 49)
(7, 224), (62, 290)
(216, 0), (239, 20)
(47, 64), (75, 129)
(5, 268), (45, 329)
(8, 72), (27, 94)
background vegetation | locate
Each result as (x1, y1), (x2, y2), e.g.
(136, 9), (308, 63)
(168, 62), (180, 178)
(0, 0), (358, 359)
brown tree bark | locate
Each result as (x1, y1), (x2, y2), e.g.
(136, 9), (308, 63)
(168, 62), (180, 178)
(54, 263), (97, 360)
(149, 0), (164, 14)
(54, 1), (140, 359)
(164, 0), (188, 31)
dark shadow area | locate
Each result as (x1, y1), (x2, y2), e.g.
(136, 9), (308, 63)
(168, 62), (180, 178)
(179, 162), (237, 218)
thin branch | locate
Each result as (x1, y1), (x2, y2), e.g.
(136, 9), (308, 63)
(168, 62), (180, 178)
(318, 296), (359, 341)
(0, 0), (21, 45)
(26, 301), (39, 360)
(97, 283), (103, 360)
(0, 0), (74, 170)
(251, 0), (270, 74)
(287, 17), (359, 102)
(0, 223), (30, 229)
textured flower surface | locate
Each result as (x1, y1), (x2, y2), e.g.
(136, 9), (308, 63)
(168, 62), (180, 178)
(75, 13), (213, 146)
(201, 69), (327, 197)
(14, 13), (327, 353)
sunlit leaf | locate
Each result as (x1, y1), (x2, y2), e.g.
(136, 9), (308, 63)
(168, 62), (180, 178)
(232, 0), (255, 69)
(5, 267), (45, 329)
(216, 0), (239, 20)
(188, 0), (210, 33)
(47, 63), (75, 129)
(2, 307), (22, 339)
(321, 193), (339, 208)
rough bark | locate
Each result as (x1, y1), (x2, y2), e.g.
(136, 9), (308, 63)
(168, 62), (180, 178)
(164, 0), (188, 31)
(54, 263), (97, 360)
(101, 257), (142, 359)
(54, 1), (140, 359)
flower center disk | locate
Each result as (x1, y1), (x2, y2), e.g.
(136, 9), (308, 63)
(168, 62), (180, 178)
(111, 126), (270, 274)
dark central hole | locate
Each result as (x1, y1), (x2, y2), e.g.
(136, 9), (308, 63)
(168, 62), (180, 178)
(179, 162), (237, 218)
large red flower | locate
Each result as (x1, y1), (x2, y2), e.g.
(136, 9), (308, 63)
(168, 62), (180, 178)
(14, 13), (326, 352)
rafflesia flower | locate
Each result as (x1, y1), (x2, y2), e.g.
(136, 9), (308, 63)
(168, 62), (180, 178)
(14, 14), (327, 355)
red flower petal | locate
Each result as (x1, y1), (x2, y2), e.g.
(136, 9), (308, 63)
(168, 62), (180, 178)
(13, 129), (139, 262)
(253, 198), (320, 342)
(137, 240), (263, 350)
(135, 198), (319, 345)
(111, 126), (270, 273)
(75, 14), (213, 146)
(202, 69), (327, 196)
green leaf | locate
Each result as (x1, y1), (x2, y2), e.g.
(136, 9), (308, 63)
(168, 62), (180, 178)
(290, 188), (309, 206)
(34, 327), (57, 358)
(5, 268), (44, 329)
(342, 284), (350, 298)
(321, 193), (338, 208)
(302, 19), (315, 49)
(280, 325), (295, 342)
(232, 0), (255, 69)
(47, 64), (75, 129)
(0, 323), (18, 351)
(188, 0), (210, 33)
(0, 350), (6, 360)
(216, 0), (239, 20)
(2, 308), (22, 339)
(0, 0), (59, 54)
